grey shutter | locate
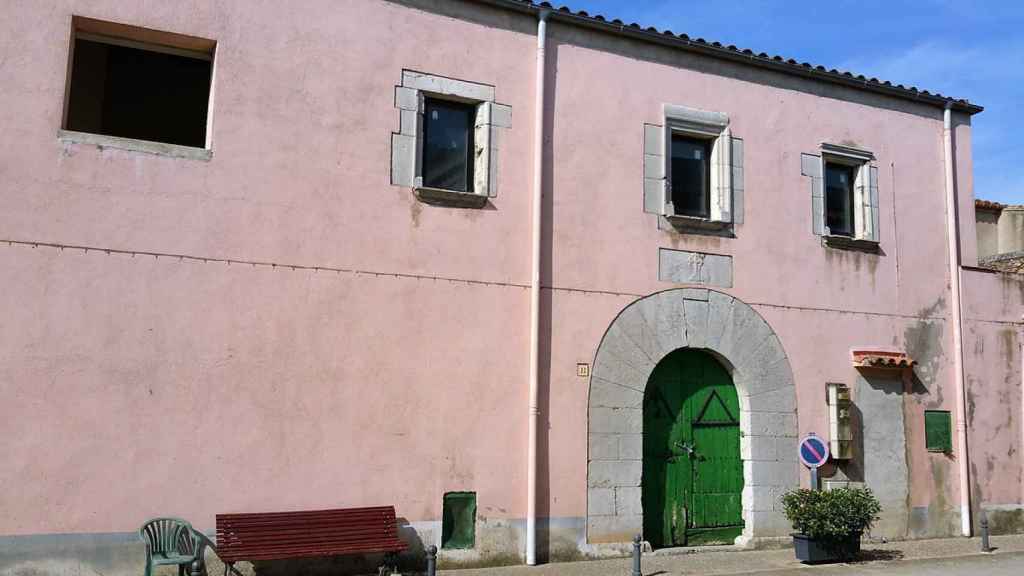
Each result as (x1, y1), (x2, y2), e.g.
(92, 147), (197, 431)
(731, 137), (744, 224)
(413, 91), (425, 188)
(474, 102), (494, 197)
(643, 124), (668, 214)
(801, 154), (825, 235)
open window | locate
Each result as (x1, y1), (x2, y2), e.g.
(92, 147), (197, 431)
(643, 104), (744, 232)
(391, 71), (512, 207)
(61, 17), (216, 158)
(802, 144), (879, 246)
(670, 135), (711, 218)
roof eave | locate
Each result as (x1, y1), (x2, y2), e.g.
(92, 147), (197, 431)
(473, 0), (984, 115)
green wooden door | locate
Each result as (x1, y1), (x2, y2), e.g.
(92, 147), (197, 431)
(642, 349), (743, 548)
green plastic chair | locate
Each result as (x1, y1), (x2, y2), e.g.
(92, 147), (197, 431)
(139, 518), (205, 576)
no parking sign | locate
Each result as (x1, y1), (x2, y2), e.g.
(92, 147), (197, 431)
(798, 433), (830, 468)
(798, 433), (829, 490)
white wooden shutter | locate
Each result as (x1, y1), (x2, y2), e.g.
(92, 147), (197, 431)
(869, 165), (880, 242)
(710, 127), (733, 223)
(854, 164), (878, 241)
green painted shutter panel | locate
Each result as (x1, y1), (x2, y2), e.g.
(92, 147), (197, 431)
(924, 410), (952, 453)
(442, 492), (476, 549)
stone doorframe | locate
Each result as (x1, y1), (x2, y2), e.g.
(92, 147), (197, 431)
(587, 288), (799, 547)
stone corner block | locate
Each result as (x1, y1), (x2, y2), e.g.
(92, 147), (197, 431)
(615, 486), (643, 516)
(589, 460), (642, 488)
(588, 488), (616, 516)
(587, 514), (643, 544)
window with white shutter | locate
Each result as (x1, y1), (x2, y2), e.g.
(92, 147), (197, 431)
(391, 70), (511, 207)
(643, 104), (743, 234)
(802, 143), (879, 248)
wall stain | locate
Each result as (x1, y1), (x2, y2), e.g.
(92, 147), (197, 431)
(903, 298), (946, 407)
(410, 198), (423, 228)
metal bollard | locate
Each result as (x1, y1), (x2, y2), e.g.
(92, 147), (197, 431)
(980, 513), (992, 553)
(632, 534), (642, 576)
(426, 544), (438, 576)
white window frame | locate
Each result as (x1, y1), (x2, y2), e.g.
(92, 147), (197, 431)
(391, 71), (511, 206)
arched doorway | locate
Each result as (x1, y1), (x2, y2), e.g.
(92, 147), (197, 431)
(586, 288), (798, 547)
(643, 348), (743, 548)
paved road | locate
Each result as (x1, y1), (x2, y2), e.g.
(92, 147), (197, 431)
(445, 536), (1024, 576)
(760, 551), (1024, 575)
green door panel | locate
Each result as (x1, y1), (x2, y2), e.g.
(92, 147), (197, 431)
(642, 349), (743, 548)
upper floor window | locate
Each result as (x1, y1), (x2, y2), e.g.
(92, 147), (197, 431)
(802, 144), (879, 246)
(422, 98), (476, 193)
(670, 135), (711, 218)
(825, 162), (857, 237)
(62, 17), (216, 154)
(391, 71), (512, 207)
(643, 104), (744, 233)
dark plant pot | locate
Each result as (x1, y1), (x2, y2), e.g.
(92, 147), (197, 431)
(792, 533), (861, 564)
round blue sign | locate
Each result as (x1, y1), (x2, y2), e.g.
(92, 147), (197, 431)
(798, 434), (830, 468)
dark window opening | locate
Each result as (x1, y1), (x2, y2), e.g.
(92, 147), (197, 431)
(924, 410), (952, 453)
(422, 98), (475, 193)
(670, 135), (711, 218)
(441, 492), (476, 549)
(825, 162), (857, 237)
(65, 37), (212, 148)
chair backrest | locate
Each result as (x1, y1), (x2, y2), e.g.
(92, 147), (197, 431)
(140, 518), (192, 555)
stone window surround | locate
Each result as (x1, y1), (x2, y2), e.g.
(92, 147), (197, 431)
(391, 70), (511, 207)
(586, 288), (798, 548)
(801, 143), (880, 247)
(643, 104), (744, 233)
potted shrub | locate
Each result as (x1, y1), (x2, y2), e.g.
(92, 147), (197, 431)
(780, 487), (881, 563)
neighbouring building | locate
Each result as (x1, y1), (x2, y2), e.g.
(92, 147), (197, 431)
(976, 200), (1024, 272)
(2, 1), (1023, 574)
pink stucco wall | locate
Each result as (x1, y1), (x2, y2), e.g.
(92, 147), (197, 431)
(1, 0), (1020, 560)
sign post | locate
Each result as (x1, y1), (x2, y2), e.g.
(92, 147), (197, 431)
(797, 433), (830, 490)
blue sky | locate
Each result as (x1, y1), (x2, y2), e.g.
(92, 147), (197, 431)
(562, 0), (1024, 205)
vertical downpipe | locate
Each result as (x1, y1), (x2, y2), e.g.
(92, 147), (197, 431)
(526, 8), (549, 567)
(943, 104), (972, 537)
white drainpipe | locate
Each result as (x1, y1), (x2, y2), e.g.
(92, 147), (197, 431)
(526, 8), (549, 566)
(942, 103), (972, 537)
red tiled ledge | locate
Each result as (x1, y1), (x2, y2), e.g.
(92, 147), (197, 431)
(852, 350), (916, 369)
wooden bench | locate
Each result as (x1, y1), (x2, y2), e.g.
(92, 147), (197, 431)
(215, 506), (407, 576)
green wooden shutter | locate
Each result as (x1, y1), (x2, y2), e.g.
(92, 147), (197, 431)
(924, 410), (952, 453)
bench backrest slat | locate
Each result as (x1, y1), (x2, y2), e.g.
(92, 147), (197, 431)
(215, 506), (406, 563)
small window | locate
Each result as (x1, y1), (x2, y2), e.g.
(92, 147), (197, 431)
(64, 19), (214, 149)
(825, 162), (857, 237)
(670, 135), (711, 218)
(441, 492), (476, 549)
(924, 410), (952, 453)
(422, 99), (476, 193)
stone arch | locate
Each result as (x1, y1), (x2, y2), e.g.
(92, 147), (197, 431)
(586, 288), (798, 547)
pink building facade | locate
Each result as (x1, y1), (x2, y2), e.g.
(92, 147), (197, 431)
(1, 0), (1022, 573)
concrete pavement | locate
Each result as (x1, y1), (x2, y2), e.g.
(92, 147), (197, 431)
(442, 535), (1024, 576)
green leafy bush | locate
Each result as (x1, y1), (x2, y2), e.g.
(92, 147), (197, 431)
(781, 487), (881, 542)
